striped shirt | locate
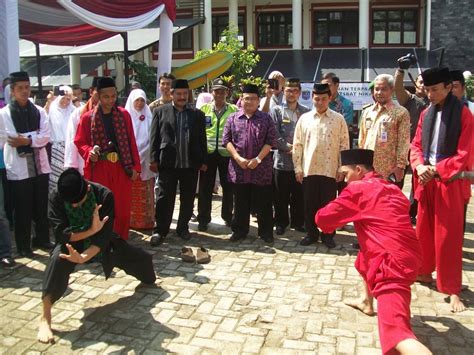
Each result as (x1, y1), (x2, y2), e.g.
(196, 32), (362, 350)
(174, 108), (190, 169)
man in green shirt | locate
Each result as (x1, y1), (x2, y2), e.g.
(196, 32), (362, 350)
(197, 78), (238, 231)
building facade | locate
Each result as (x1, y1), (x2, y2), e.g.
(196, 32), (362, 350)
(162, 0), (470, 72)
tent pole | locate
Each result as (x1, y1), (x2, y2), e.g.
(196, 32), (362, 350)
(35, 42), (43, 100)
(121, 32), (130, 94)
(360, 48), (365, 83)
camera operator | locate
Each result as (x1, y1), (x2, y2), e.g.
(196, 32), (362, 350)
(260, 71), (286, 113)
(394, 54), (429, 141)
(394, 54), (429, 224)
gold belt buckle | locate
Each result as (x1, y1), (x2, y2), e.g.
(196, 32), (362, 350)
(106, 152), (119, 163)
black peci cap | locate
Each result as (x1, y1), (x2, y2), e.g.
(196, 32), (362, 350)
(10, 71), (30, 83)
(97, 77), (116, 91)
(241, 84), (259, 95)
(449, 70), (465, 85)
(172, 79), (189, 89)
(421, 67), (451, 87)
(340, 149), (374, 167)
(312, 83), (331, 95)
(57, 168), (88, 203)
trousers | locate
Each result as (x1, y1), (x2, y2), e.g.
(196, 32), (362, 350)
(10, 174), (50, 253)
(154, 168), (198, 236)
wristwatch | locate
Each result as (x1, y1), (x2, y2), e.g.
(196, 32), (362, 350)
(255, 156), (262, 164)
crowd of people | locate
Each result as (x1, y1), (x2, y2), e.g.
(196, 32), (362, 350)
(0, 60), (472, 353)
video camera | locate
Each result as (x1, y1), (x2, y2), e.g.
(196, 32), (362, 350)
(397, 53), (417, 70)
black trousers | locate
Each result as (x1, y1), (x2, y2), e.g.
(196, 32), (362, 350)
(154, 167), (198, 236)
(232, 183), (273, 239)
(10, 174), (50, 253)
(0, 169), (13, 225)
(42, 236), (156, 304)
(197, 152), (233, 225)
(303, 175), (337, 240)
(409, 171), (418, 219)
(273, 169), (304, 229)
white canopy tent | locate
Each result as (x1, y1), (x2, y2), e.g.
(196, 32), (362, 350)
(0, 0), (177, 95)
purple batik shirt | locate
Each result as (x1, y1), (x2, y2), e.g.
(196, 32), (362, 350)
(222, 109), (276, 186)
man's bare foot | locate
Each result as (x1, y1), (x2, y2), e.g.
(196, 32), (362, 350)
(37, 318), (54, 344)
(450, 294), (466, 313)
(416, 274), (434, 284)
(344, 298), (375, 316)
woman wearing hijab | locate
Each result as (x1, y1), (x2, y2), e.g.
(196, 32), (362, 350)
(49, 85), (74, 191)
(125, 89), (156, 229)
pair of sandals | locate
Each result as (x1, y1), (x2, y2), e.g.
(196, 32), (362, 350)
(181, 247), (211, 264)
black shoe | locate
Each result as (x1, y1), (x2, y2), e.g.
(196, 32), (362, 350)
(321, 235), (336, 249)
(275, 226), (285, 235)
(33, 241), (55, 251)
(300, 235), (318, 246)
(177, 230), (192, 241)
(229, 233), (245, 242)
(150, 234), (165, 247)
(198, 223), (208, 232)
(260, 235), (274, 243)
(293, 226), (306, 233)
(0, 257), (16, 268)
(18, 250), (34, 258)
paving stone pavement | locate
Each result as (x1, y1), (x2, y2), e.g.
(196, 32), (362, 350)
(1, 176), (473, 354)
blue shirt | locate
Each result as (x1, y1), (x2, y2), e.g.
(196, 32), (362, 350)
(0, 150), (4, 169)
(329, 93), (354, 125)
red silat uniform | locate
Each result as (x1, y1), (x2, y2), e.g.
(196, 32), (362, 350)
(315, 172), (422, 355)
(75, 106), (141, 240)
(410, 105), (473, 296)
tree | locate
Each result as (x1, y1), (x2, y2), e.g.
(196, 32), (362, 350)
(194, 26), (260, 86)
(129, 59), (157, 99)
(465, 73), (474, 100)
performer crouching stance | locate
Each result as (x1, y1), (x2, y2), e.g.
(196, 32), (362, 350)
(315, 149), (431, 355)
(37, 168), (156, 343)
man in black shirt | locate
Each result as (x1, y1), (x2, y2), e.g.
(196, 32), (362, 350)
(37, 168), (156, 344)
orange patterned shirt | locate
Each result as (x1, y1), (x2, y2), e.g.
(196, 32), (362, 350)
(358, 102), (410, 179)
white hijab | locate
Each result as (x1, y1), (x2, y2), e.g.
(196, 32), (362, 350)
(49, 85), (74, 143)
(4, 84), (10, 104)
(125, 89), (155, 180)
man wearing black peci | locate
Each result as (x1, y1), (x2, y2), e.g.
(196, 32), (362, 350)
(149, 79), (207, 246)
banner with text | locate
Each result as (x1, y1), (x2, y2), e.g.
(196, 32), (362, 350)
(299, 82), (373, 111)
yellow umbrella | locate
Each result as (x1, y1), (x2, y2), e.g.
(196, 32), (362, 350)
(171, 51), (233, 89)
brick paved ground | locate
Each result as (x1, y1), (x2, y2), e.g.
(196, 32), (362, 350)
(0, 176), (473, 354)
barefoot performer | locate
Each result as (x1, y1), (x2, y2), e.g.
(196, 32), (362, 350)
(315, 149), (432, 355)
(38, 168), (156, 344)
(410, 67), (473, 313)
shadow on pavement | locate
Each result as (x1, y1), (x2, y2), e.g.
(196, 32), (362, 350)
(55, 287), (178, 353)
(413, 315), (474, 352)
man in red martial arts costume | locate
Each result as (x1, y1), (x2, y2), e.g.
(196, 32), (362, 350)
(410, 67), (473, 312)
(75, 77), (140, 240)
(316, 149), (431, 355)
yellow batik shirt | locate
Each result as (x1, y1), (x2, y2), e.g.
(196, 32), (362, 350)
(293, 108), (349, 179)
(358, 102), (411, 179)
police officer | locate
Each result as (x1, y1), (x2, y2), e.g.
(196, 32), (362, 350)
(197, 78), (238, 231)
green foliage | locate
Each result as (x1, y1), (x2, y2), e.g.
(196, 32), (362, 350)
(240, 76), (267, 97)
(195, 26), (260, 86)
(128, 59), (157, 99)
(109, 54), (157, 99)
(466, 74), (474, 101)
